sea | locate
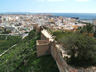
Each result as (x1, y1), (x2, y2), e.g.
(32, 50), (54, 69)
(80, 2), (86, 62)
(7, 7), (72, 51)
(49, 13), (96, 23)
(1, 12), (96, 20)
(50, 13), (96, 20)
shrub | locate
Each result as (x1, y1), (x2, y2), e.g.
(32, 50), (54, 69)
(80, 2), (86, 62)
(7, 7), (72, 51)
(79, 23), (94, 33)
(61, 33), (96, 66)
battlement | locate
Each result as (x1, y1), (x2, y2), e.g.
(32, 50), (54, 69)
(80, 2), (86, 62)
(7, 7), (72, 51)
(36, 29), (70, 72)
(36, 40), (50, 57)
(36, 28), (93, 72)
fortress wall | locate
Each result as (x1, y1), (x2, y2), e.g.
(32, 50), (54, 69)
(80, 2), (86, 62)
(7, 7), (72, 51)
(51, 42), (71, 72)
(36, 40), (50, 57)
(36, 43), (50, 57)
(41, 33), (49, 41)
(37, 29), (78, 72)
(36, 28), (96, 72)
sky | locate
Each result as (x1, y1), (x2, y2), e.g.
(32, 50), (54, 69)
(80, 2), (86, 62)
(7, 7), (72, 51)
(0, 0), (96, 13)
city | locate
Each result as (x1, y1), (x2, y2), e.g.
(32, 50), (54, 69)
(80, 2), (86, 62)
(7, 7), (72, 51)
(0, 0), (96, 72)
(0, 14), (93, 35)
(0, 13), (96, 72)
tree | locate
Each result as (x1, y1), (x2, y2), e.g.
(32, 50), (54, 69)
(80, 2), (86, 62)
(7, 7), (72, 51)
(61, 33), (96, 66)
(79, 23), (94, 33)
(94, 31), (96, 38)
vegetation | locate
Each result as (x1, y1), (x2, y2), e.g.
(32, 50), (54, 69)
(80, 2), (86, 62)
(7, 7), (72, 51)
(0, 35), (21, 54)
(94, 31), (96, 38)
(62, 33), (96, 66)
(53, 30), (72, 42)
(53, 31), (96, 67)
(2, 29), (11, 34)
(0, 28), (11, 34)
(78, 23), (94, 33)
(0, 30), (59, 72)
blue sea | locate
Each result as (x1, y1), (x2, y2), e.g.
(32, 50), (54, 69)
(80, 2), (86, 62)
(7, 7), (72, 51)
(51, 13), (96, 20)
(1, 12), (96, 20)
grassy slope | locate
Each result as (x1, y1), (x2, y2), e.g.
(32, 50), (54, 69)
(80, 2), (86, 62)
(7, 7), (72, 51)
(0, 36), (21, 54)
(0, 30), (59, 72)
(53, 31), (72, 41)
(0, 40), (11, 54)
(16, 31), (59, 72)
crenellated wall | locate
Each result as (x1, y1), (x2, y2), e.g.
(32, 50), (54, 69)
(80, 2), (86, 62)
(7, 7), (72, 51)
(36, 28), (96, 72)
(50, 41), (72, 72)
(36, 29), (73, 72)
(36, 40), (50, 57)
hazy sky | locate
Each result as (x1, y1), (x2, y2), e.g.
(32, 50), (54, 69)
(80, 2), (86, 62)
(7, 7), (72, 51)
(0, 0), (96, 13)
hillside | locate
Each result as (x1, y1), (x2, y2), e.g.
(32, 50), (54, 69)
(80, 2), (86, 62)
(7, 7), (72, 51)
(0, 30), (59, 72)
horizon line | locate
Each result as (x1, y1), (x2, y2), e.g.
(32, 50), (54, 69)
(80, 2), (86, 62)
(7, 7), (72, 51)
(0, 12), (96, 14)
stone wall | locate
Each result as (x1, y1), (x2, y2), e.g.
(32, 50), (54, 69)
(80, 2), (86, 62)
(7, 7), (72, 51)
(51, 42), (71, 72)
(36, 40), (50, 57)
(32, 24), (41, 32)
(37, 29), (71, 72)
(41, 33), (49, 41)
(36, 29), (96, 72)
